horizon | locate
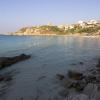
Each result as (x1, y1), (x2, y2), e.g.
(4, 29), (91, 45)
(0, 0), (100, 34)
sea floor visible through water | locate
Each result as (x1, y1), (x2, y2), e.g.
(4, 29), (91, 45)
(0, 35), (100, 100)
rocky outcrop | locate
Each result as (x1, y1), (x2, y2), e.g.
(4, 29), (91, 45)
(83, 83), (97, 99)
(64, 94), (89, 100)
(0, 75), (12, 82)
(0, 54), (31, 69)
(96, 59), (100, 68)
(67, 70), (83, 80)
(56, 74), (65, 80)
(56, 58), (100, 100)
(64, 83), (99, 100)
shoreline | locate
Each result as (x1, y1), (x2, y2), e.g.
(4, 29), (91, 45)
(3, 34), (100, 38)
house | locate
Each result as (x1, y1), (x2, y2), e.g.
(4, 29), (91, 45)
(57, 25), (65, 29)
(88, 20), (98, 24)
(78, 21), (87, 28)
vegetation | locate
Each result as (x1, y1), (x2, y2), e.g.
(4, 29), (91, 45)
(12, 24), (100, 36)
(19, 27), (27, 32)
(39, 25), (65, 34)
(65, 25), (100, 35)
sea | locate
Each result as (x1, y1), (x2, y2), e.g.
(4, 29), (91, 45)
(0, 35), (100, 100)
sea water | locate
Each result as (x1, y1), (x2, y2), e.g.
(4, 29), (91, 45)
(0, 35), (100, 100)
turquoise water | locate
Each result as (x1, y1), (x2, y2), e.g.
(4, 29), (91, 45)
(0, 35), (100, 100)
(0, 35), (54, 55)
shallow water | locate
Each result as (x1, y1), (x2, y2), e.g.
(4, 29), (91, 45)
(0, 35), (100, 100)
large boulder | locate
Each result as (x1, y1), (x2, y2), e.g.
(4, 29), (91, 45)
(96, 59), (100, 68)
(56, 74), (65, 80)
(67, 70), (83, 80)
(0, 54), (31, 69)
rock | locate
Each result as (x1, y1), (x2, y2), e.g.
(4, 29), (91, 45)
(90, 70), (97, 75)
(0, 75), (4, 81)
(96, 59), (100, 68)
(79, 62), (84, 65)
(68, 80), (86, 91)
(0, 75), (12, 82)
(56, 74), (65, 80)
(75, 81), (87, 91)
(83, 83), (98, 99)
(0, 54), (31, 69)
(67, 70), (83, 80)
(4, 76), (12, 81)
(84, 75), (96, 83)
(62, 78), (75, 88)
(64, 94), (89, 100)
(62, 78), (86, 91)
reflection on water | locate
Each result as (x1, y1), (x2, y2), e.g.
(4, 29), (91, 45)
(0, 36), (100, 100)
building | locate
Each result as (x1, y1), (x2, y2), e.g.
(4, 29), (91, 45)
(78, 21), (87, 28)
(57, 25), (65, 29)
(88, 20), (98, 24)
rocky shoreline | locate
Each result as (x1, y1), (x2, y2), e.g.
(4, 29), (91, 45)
(0, 54), (31, 69)
(0, 54), (31, 82)
(0, 53), (100, 100)
(56, 59), (100, 100)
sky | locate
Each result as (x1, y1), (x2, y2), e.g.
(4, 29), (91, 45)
(0, 0), (100, 34)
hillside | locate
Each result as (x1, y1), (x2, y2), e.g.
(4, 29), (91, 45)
(11, 23), (100, 36)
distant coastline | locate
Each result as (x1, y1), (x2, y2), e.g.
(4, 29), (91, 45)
(1, 33), (100, 38)
(10, 20), (100, 36)
(9, 34), (100, 38)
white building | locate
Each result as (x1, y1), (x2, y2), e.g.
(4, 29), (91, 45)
(78, 20), (87, 28)
(58, 24), (74, 30)
(57, 25), (65, 29)
(88, 20), (98, 24)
